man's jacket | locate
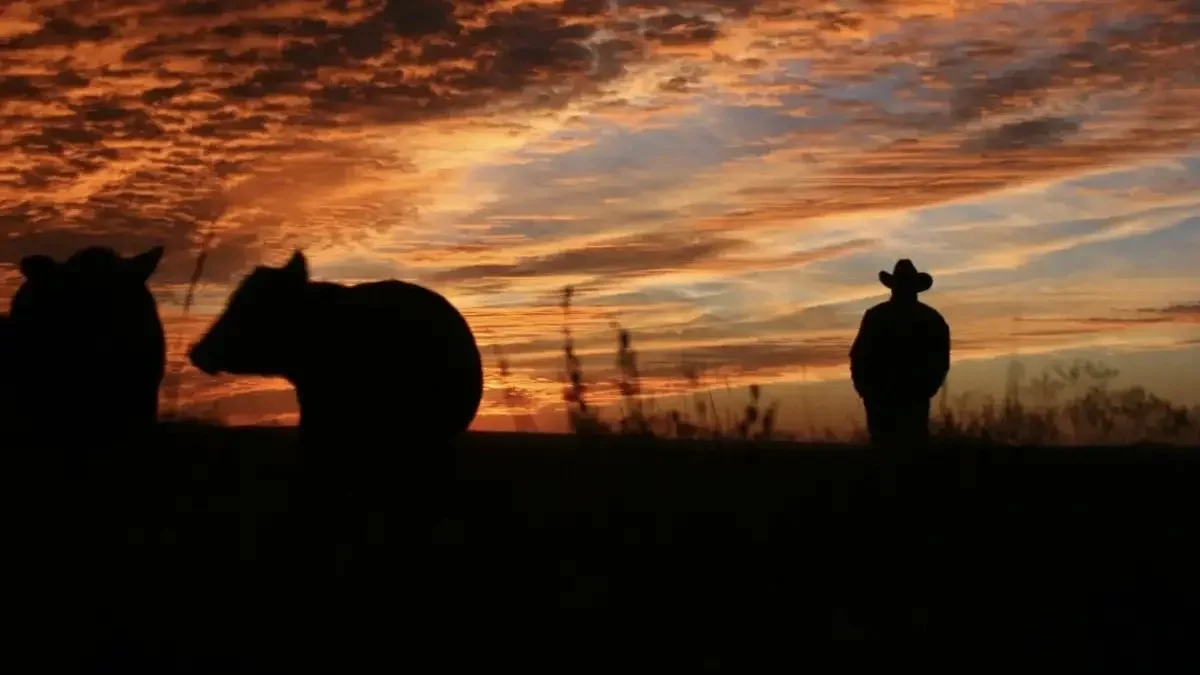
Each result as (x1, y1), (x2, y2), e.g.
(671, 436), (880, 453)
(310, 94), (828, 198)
(850, 300), (950, 402)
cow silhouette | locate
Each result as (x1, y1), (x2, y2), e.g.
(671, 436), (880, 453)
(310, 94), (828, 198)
(6, 246), (167, 446)
(0, 313), (11, 433)
(849, 259), (951, 450)
(188, 250), (484, 447)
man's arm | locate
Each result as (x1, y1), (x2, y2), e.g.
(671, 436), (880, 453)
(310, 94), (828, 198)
(927, 314), (951, 398)
(849, 311), (874, 399)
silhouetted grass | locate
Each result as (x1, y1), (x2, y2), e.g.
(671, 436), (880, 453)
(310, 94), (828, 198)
(559, 285), (611, 435)
(492, 344), (538, 433)
(162, 231), (214, 421)
(552, 284), (784, 441)
(927, 359), (1200, 446)
(552, 285), (1199, 446)
(13, 423), (1200, 674)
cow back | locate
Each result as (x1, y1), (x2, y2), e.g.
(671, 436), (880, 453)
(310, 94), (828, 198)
(293, 279), (483, 441)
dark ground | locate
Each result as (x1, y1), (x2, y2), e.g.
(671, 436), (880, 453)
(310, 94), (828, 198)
(8, 426), (1200, 674)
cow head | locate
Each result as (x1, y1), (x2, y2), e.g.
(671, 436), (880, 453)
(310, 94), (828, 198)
(189, 250), (309, 377)
(13, 245), (164, 331)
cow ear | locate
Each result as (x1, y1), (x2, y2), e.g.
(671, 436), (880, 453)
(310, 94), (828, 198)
(282, 250), (308, 283)
(128, 245), (165, 283)
(20, 254), (56, 281)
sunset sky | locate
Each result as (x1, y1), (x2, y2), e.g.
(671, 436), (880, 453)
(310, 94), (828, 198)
(1, 0), (1197, 434)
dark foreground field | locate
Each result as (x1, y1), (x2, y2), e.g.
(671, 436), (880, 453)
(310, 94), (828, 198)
(8, 426), (1200, 674)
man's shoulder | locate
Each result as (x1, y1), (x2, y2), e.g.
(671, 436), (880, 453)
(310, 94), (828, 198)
(916, 301), (948, 325)
(863, 301), (890, 317)
(862, 300), (947, 323)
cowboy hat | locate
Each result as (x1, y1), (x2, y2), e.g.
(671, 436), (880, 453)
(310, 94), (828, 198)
(879, 259), (933, 293)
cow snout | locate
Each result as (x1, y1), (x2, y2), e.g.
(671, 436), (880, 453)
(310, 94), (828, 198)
(189, 342), (219, 376)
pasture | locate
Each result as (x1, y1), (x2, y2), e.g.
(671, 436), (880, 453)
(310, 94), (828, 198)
(9, 426), (1200, 674)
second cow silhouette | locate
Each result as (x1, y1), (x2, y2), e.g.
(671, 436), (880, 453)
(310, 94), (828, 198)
(188, 251), (485, 447)
(5, 245), (166, 447)
(850, 259), (951, 451)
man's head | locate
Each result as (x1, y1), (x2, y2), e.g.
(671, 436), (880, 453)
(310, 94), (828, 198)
(189, 250), (309, 377)
(879, 259), (933, 300)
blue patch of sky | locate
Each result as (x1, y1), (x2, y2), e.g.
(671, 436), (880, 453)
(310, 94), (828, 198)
(514, 135), (715, 182)
(1179, 155), (1200, 174)
(312, 255), (405, 281)
(739, 57), (811, 87)
(1051, 214), (1199, 283)
(1068, 155), (1199, 195)
(928, 200), (1192, 262)
(665, 281), (762, 322)
(910, 213), (1199, 307)
(702, 102), (835, 146)
(903, 211), (1191, 298)
(907, 200), (1013, 233)
(790, 245), (896, 295)
(473, 217), (607, 242)
(583, 285), (699, 308)
(725, 267), (807, 292)
(904, 158), (1197, 245)
(460, 107), (864, 248)
(465, 120), (765, 207)
(464, 289), (545, 309)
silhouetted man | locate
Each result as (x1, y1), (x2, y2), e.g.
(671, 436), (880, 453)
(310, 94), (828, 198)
(850, 259), (950, 450)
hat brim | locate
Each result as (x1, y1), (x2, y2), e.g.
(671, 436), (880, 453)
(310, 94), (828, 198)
(880, 270), (933, 292)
